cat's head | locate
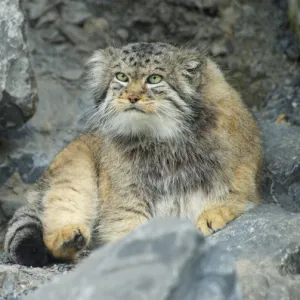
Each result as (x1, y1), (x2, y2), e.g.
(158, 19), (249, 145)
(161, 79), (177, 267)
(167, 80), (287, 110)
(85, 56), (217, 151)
(86, 42), (208, 140)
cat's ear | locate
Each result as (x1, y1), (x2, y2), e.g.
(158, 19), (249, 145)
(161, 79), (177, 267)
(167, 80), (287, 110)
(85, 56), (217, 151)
(85, 47), (115, 78)
(176, 51), (205, 76)
(185, 60), (201, 72)
(85, 47), (116, 104)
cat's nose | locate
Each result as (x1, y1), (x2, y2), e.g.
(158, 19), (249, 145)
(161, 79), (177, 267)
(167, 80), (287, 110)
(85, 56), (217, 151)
(127, 93), (141, 104)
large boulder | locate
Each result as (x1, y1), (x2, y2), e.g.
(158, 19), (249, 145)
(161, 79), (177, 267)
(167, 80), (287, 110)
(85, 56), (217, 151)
(22, 218), (242, 300)
(0, 0), (38, 131)
(210, 204), (300, 300)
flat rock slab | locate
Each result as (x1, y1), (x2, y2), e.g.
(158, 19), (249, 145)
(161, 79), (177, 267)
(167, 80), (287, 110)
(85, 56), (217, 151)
(210, 204), (300, 300)
(0, 0), (38, 130)
(22, 218), (242, 300)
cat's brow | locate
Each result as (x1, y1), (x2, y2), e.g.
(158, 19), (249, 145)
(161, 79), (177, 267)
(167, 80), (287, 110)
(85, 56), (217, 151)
(154, 67), (165, 72)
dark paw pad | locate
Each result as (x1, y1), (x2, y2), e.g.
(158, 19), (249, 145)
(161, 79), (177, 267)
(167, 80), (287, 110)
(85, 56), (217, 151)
(63, 229), (86, 250)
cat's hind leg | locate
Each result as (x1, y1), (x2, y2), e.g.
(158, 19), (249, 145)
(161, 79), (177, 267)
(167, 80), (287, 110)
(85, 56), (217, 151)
(4, 205), (48, 267)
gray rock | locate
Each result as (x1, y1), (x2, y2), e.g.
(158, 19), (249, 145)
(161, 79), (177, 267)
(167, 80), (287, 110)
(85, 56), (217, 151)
(24, 0), (49, 21)
(1, 200), (24, 219)
(165, 0), (230, 9)
(0, 0), (92, 217)
(0, 0), (38, 130)
(257, 76), (300, 126)
(58, 22), (89, 45)
(1, 271), (18, 298)
(60, 69), (83, 81)
(116, 28), (129, 40)
(209, 204), (300, 300)
(259, 122), (300, 211)
(86, 0), (120, 5)
(23, 218), (242, 300)
(36, 10), (60, 28)
(0, 255), (73, 300)
(210, 39), (232, 57)
(61, 1), (92, 24)
(0, 75), (89, 188)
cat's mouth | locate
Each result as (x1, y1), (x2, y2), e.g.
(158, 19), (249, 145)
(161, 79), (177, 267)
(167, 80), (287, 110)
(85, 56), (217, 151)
(124, 107), (145, 113)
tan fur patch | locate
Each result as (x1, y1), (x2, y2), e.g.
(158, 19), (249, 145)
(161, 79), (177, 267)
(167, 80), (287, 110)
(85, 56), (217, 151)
(197, 205), (244, 236)
(44, 224), (90, 260)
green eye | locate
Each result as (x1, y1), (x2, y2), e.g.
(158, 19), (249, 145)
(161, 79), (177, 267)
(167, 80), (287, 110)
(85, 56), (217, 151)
(116, 72), (129, 82)
(146, 74), (163, 84)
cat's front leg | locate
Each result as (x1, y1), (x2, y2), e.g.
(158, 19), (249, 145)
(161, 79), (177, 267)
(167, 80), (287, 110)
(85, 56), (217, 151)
(196, 164), (260, 236)
(96, 199), (150, 244)
(41, 135), (99, 261)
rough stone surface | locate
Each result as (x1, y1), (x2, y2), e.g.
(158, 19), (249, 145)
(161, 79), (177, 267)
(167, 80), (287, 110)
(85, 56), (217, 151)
(0, 252), (73, 300)
(259, 122), (300, 212)
(0, 0), (38, 131)
(257, 76), (300, 126)
(209, 204), (300, 300)
(22, 219), (242, 300)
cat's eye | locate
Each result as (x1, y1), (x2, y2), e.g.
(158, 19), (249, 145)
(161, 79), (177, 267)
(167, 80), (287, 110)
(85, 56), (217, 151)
(146, 74), (163, 84)
(116, 72), (129, 82)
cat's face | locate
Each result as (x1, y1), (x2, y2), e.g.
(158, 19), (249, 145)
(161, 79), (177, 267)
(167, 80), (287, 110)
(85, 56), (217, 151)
(86, 42), (205, 140)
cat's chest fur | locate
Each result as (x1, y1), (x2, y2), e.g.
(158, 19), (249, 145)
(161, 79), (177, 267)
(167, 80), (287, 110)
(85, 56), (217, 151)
(102, 137), (228, 221)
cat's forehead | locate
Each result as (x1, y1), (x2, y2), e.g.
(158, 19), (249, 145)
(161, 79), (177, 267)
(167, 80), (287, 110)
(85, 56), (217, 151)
(115, 42), (176, 69)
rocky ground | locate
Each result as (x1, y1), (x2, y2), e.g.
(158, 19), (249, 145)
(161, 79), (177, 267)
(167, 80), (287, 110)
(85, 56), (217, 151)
(0, 0), (300, 299)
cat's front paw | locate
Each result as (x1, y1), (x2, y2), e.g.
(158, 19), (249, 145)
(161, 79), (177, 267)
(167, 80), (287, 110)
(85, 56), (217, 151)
(196, 206), (239, 236)
(44, 224), (90, 261)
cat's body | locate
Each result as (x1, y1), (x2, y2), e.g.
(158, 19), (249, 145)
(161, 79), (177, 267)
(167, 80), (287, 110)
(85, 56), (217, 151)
(5, 42), (262, 266)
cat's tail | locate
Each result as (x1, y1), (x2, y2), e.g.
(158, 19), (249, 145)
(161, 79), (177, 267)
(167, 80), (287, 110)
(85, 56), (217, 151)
(4, 205), (49, 267)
